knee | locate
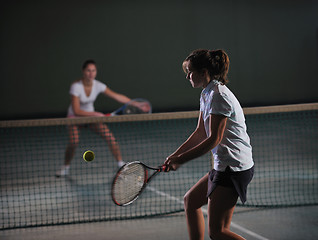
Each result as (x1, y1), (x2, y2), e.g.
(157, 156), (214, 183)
(208, 228), (221, 240)
(96, 124), (114, 139)
(183, 191), (194, 212)
(208, 222), (224, 240)
(104, 130), (116, 143)
(184, 187), (208, 212)
(96, 123), (105, 130)
(94, 123), (107, 132)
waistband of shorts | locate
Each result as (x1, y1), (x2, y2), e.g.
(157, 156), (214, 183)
(213, 165), (254, 175)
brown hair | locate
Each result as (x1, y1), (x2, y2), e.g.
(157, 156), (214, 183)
(82, 59), (97, 70)
(183, 49), (230, 85)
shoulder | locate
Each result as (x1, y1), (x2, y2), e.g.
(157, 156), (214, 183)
(70, 80), (82, 88)
(213, 82), (226, 94)
(94, 79), (104, 85)
(94, 80), (107, 91)
(210, 85), (234, 116)
(213, 84), (233, 101)
(69, 80), (83, 96)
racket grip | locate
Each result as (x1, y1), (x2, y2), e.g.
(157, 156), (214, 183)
(104, 113), (116, 117)
(161, 165), (167, 172)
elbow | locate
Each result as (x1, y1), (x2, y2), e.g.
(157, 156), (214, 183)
(73, 108), (81, 116)
(207, 135), (222, 152)
(215, 135), (223, 146)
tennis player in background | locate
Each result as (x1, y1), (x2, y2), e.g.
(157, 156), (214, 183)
(56, 60), (130, 177)
(164, 49), (254, 240)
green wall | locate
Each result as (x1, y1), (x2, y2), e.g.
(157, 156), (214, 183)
(1, 0), (317, 119)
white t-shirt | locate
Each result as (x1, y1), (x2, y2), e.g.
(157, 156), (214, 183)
(200, 80), (254, 172)
(67, 80), (107, 116)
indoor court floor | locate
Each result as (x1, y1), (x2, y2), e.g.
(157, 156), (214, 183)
(1, 205), (317, 240)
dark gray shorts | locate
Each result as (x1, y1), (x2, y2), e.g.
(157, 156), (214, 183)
(207, 166), (254, 203)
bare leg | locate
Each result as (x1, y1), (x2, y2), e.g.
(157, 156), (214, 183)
(90, 123), (122, 162)
(184, 173), (209, 240)
(64, 125), (80, 166)
(208, 186), (245, 240)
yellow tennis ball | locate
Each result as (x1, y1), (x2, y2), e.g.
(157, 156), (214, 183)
(83, 150), (95, 162)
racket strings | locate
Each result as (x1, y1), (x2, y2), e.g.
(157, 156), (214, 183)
(124, 105), (144, 114)
(124, 100), (152, 114)
(112, 163), (146, 205)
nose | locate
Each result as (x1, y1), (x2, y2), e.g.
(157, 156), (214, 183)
(186, 73), (190, 80)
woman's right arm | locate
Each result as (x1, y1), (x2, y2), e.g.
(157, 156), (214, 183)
(167, 112), (207, 158)
(71, 95), (104, 117)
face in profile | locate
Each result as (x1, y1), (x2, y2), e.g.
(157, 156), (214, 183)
(184, 61), (207, 88)
(82, 64), (97, 81)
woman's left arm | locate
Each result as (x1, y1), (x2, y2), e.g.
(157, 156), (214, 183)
(166, 114), (227, 170)
(104, 87), (131, 104)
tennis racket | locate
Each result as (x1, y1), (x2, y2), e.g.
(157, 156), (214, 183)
(111, 161), (166, 206)
(105, 98), (152, 116)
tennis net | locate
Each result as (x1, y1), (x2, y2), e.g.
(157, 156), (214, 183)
(1, 103), (318, 230)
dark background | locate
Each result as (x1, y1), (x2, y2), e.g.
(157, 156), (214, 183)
(1, 0), (317, 120)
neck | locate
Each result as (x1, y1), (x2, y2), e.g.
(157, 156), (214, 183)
(82, 78), (93, 86)
(202, 78), (211, 88)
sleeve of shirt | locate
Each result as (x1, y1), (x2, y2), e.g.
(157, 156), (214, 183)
(69, 83), (81, 97)
(199, 94), (204, 112)
(95, 80), (107, 94)
(210, 92), (233, 117)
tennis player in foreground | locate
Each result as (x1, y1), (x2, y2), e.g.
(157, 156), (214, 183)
(164, 49), (254, 240)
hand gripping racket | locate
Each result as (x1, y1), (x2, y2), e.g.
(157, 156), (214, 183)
(105, 98), (152, 116)
(111, 161), (166, 206)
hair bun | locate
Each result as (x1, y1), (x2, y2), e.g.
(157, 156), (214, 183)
(183, 48), (230, 85)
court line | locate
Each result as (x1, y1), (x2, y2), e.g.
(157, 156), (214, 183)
(200, 208), (269, 240)
(147, 186), (269, 240)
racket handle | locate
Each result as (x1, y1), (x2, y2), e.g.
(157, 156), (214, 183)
(160, 165), (167, 172)
(104, 113), (117, 117)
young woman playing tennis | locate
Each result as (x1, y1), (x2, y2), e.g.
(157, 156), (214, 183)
(56, 60), (131, 177)
(164, 49), (254, 240)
